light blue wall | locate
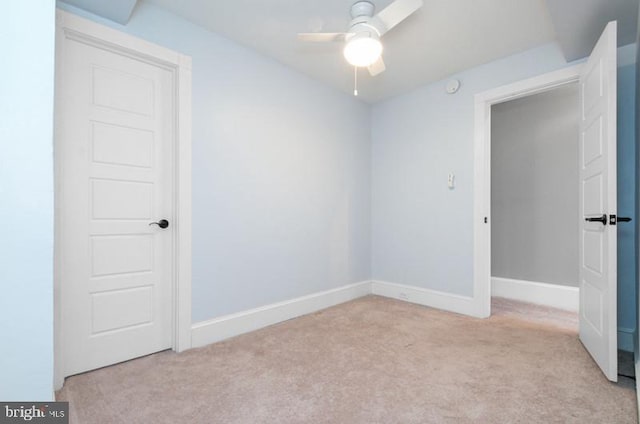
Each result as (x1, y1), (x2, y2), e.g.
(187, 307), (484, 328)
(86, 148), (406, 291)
(57, 2), (372, 323)
(617, 61), (637, 345)
(371, 44), (570, 295)
(636, 12), (640, 362)
(0, 1), (56, 400)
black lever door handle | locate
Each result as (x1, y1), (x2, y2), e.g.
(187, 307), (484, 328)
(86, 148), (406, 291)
(149, 219), (169, 229)
(585, 214), (607, 225)
(618, 217), (632, 223)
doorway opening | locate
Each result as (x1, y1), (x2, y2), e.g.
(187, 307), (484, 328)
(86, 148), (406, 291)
(489, 83), (580, 329)
(472, 65), (584, 322)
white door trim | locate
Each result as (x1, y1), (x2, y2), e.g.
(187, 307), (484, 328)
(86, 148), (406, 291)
(472, 65), (583, 318)
(54, 10), (192, 389)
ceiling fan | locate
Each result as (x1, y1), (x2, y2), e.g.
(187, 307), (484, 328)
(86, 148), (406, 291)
(298, 0), (424, 77)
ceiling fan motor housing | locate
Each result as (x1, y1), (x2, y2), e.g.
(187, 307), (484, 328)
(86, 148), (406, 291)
(347, 1), (380, 41)
(346, 23), (381, 42)
(350, 1), (376, 19)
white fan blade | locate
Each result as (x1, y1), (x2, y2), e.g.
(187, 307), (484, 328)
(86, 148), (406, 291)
(298, 33), (347, 42)
(368, 56), (386, 76)
(370, 0), (423, 36)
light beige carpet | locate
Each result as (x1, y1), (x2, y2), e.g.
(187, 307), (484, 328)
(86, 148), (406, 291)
(57, 295), (637, 423)
(491, 296), (579, 331)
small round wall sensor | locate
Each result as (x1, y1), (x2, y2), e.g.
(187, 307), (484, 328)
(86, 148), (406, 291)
(446, 79), (460, 94)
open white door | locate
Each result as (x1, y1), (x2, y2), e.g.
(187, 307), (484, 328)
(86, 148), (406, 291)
(579, 21), (617, 382)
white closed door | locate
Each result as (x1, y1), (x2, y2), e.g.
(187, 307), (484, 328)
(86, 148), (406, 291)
(57, 32), (174, 377)
(578, 21), (617, 382)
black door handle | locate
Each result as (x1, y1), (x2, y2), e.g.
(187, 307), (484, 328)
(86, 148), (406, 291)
(149, 219), (169, 229)
(609, 215), (633, 225)
(585, 214), (607, 225)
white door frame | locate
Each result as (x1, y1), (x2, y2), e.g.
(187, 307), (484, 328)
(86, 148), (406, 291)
(54, 10), (192, 389)
(472, 65), (583, 318)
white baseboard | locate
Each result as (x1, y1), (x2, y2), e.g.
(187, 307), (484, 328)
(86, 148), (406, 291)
(191, 281), (371, 348)
(619, 327), (635, 353)
(371, 280), (483, 318)
(491, 277), (579, 312)
(191, 277), (595, 350)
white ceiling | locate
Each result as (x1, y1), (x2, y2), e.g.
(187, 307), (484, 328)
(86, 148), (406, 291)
(546, 0), (638, 62)
(65, 0), (639, 103)
(142, 0), (557, 103)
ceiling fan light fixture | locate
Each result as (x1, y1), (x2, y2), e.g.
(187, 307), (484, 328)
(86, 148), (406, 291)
(343, 33), (383, 67)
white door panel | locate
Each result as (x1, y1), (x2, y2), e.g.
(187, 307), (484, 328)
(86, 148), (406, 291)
(58, 35), (174, 377)
(578, 21), (617, 382)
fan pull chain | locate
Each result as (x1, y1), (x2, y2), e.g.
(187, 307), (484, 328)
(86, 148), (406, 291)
(354, 66), (358, 96)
